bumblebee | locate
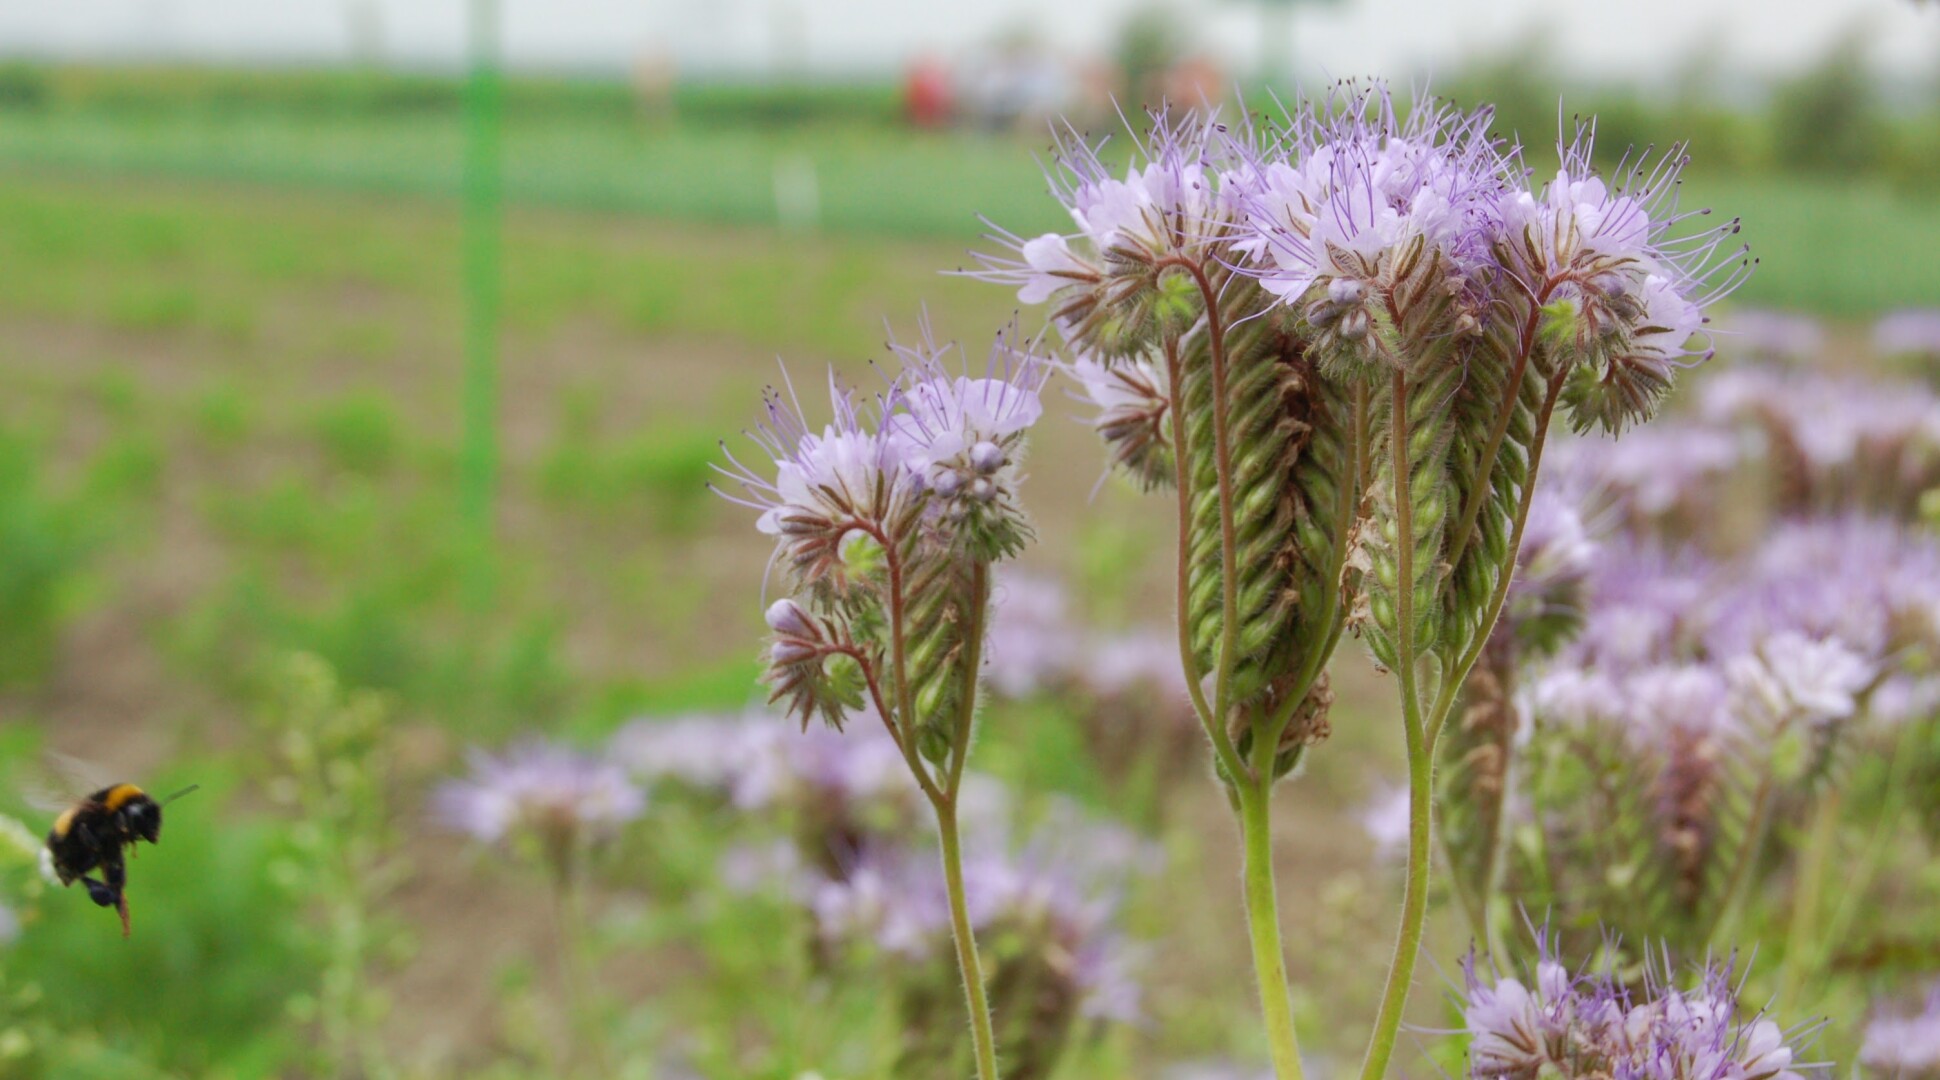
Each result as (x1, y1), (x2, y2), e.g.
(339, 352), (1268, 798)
(44, 783), (196, 938)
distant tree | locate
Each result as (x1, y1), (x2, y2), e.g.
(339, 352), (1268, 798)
(1771, 27), (1886, 175)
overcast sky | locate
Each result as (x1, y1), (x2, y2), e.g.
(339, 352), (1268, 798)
(2, 0), (1934, 84)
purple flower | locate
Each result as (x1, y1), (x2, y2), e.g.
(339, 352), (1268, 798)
(1874, 309), (1940, 359)
(1359, 784), (1412, 861)
(1725, 633), (1873, 736)
(982, 572), (1078, 699)
(1082, 628), (1194, 704)
(1861, 982), (1940, 1079)
(1720, 309), (1825, 364)
(885, 328), (1048, 481)
(809, 806), (1151, 1023)
(1238, 84), (1504, 303)
(968, 108), (1236, 310)
(434, 740), (646, 847)
(1460, 948), (1809, 1080)
(608, 711), (769, 792)
(727, 715), (917, 816)
(1547, 424), (1742, 532)
(713, 370), (914, 588)
(1698, 367), (1940, 516)
(1504, 123), (1748, 323)
(1069, 353), (1173, 489)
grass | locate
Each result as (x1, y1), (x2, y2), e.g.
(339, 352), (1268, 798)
(2, 105), (1939, 316)
(0, 95), (1930, 1075)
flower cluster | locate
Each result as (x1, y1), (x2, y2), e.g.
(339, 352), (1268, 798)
(1862, 982), (1940, 1080)
(1460, 949), (1808, 1080)
(716, 326), (1049, 750)
(971, 82), (1747, 785)
(981, 85), (1745, 431)
(611, 707), (1151, 1076)
(1720, 309), (1824, 366)
(1545, 422), (1743, 537)
(1699, 367), (1940, 520)
(434, 741), (647, 861)
(1874, 309), (1940, 361)
(1484, 507), (1940, 955)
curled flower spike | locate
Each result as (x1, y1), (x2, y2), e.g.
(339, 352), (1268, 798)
(968, 108), (1249, 357)
(712, 369), (915, 596)
(1501, 119), (1752, 432)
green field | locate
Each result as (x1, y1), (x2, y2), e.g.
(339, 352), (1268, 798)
(0, 77), (1934, 1077)
(1, 104), (1936, 316)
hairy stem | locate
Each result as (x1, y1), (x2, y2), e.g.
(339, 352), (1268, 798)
(1362, 370), (1429, 1080)
(1428, 373), (1566, 755)
(1362, 661), (1432, 1080)
(937, 801), (1002, 1080)
(1238, 780), (1307, 1080)
(1164, 333), (1247, 783)
(1172, 260), (1245, 729)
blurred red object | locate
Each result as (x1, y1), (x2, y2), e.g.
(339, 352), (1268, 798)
(904, 56), (953, 129)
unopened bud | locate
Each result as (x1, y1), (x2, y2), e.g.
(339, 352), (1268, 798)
(1305, 299), (1342, 328)
(1590, 272), (1627, 300)
(931, 468), (963, 497)
(969, 477), (997, 503)
(1328, 277), (1366, 305)
(970, 441), (1005, 474)
(765, 598), (813, 638)
(1338, 307), (1371, 342)
(768, 639), (818, 666)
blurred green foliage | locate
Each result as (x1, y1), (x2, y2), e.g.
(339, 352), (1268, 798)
(0, 740), (314, 1076)
(0, 428), (91, 689)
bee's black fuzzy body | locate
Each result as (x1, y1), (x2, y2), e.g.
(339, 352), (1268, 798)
(45, 784), (168, 937)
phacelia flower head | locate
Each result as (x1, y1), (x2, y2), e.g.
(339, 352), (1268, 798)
(1459, 945), (1810, 1080)
(969, 107), (1250, 356)
(1242, 84), (1503, 297)
(1508, 119), (1751, 433)
(434, 741), (646, 870)
(884, 322), (1051, 560)
(713, 368), (914, 592)
(1699, 368), (1940, 519)
(1861, 982), (1940, 1080)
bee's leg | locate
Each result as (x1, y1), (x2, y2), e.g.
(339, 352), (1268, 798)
(116, 892), (131, 939)
(81, 876), (117, 907)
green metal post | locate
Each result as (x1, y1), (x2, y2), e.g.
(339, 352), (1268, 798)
(461, 0), (502, 600)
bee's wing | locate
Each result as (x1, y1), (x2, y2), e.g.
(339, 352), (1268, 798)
(14, 751), (110, 814)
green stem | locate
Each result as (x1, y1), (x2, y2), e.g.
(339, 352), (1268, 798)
(1362, 370), (1429, 1080)
(937, 802), (1002, 1080)
(1361, 666), (1433, 1080)
(1238, 781), (1306, 1080)
(1775, 788), (1841, 1008)
(1823, 716), (1927, 952)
